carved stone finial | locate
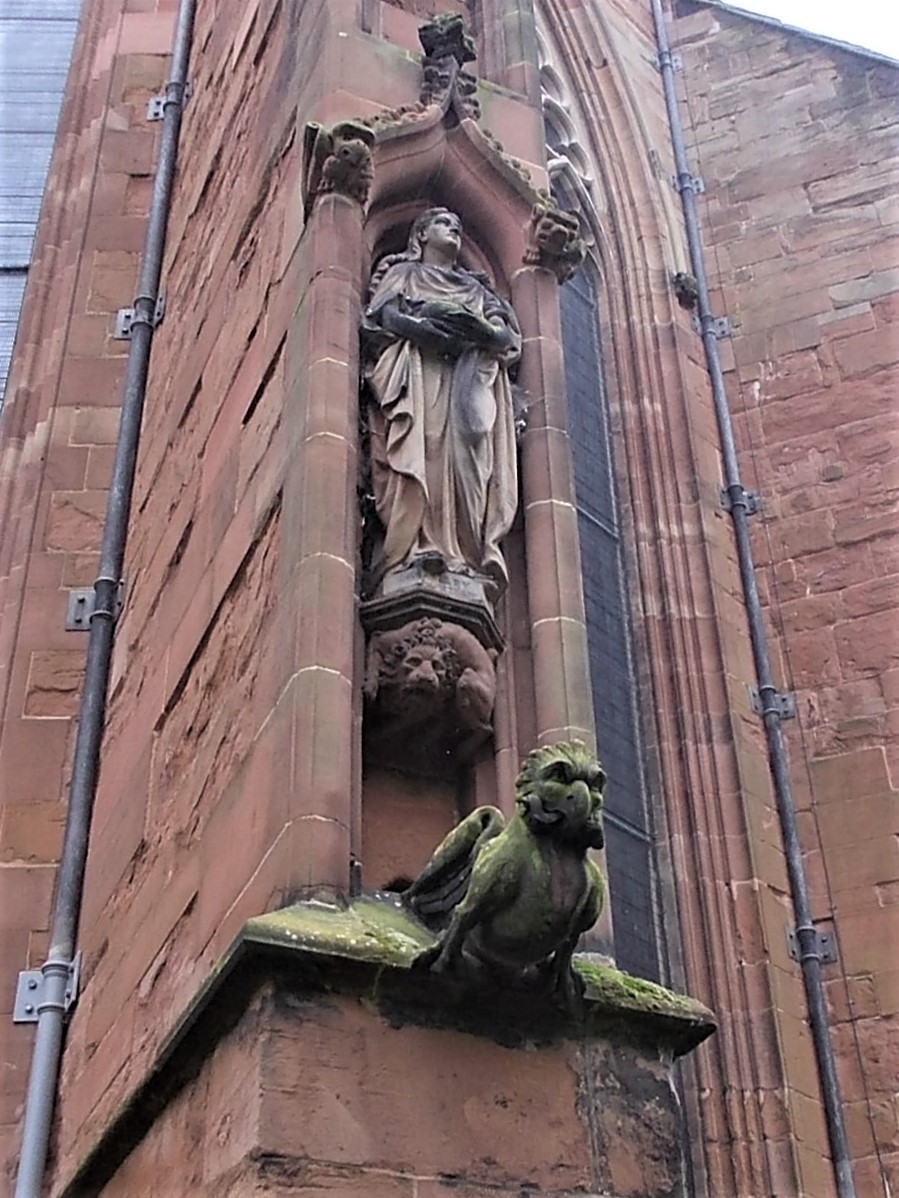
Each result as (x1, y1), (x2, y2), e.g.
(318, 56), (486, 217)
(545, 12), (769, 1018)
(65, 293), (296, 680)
(523, 201), (586, 284)
(418, 15), (480, 120)
(419, 13), (476, 65)
(302, 120), (375, 219)
(404, 740), (607, 1004)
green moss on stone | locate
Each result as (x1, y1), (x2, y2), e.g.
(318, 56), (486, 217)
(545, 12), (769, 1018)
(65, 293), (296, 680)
(241, 896), (715, 1052)
(573, 959), (713, 1023)
(244, 895), (435, 969)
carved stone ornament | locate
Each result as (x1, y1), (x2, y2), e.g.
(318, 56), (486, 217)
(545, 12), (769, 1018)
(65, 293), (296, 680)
(418, 14), (480, 121)
(404, 741), (607, 1003)
(301, 120), (375, 219)
(523, 200), (586, 284)
(364, 617), (497, 768)
(361, 208), (521, 606)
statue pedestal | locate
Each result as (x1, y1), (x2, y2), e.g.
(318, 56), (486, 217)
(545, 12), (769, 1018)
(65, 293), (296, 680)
(361, 558), (504, 652)
(56, 896), (715, 1198)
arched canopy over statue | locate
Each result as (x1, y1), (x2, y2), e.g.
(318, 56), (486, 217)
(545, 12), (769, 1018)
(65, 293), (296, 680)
(362, 208), (522, 602)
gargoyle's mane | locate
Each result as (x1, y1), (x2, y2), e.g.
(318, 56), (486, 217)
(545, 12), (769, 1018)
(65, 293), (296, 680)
(514, 739), (603, 797)
(378, 616), (465, 688)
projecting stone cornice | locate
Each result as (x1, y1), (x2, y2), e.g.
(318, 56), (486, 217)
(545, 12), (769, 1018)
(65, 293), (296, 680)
(57, 893), (715, 1197)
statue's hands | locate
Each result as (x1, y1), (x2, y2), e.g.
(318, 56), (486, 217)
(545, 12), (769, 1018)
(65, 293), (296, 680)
(415, 303), (511, 353)
(380, 301), (462, 356)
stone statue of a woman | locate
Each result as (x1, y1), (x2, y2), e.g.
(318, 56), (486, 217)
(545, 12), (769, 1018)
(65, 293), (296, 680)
(362, 208), (522, 602)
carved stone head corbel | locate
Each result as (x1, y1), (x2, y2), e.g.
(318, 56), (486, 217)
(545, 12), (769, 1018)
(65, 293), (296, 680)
(524, 200), (586, 283)
(301, 120), (376, 220)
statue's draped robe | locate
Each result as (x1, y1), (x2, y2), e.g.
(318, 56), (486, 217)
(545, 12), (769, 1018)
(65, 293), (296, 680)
(363, 260), (521, 596)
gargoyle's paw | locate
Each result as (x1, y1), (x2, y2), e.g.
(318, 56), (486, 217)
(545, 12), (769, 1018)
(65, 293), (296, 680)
(428, 950), (454, 976)
(560, 964), (587, 1011)
(412, 943), (441, 971)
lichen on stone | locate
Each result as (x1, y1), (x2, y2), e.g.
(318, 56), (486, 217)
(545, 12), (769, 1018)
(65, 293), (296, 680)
(244, 894), (434, 969)
(573, 959), (713, 1023)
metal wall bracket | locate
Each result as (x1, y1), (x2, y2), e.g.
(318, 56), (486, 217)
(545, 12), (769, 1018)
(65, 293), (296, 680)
(693, 312), (731, 338)
(114, 294), (165, 339)
(147, 81), (192, 121)
(720, 485), (760, 515)
(750, 686), (796, 720)
(13, 955), (81, 1024)
(652, 51), (682, 71)
(671, 172), (705, 195)
(65, 582), (125, 630)
(787, 928), (837, 965)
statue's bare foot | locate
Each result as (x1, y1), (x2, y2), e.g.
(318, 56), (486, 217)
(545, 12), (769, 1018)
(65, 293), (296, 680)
(415, 551), (446, 575)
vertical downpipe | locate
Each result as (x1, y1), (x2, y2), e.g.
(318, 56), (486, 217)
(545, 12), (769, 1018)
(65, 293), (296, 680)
(647, 2), (856, 1195)
(14, 2), (197, 1195)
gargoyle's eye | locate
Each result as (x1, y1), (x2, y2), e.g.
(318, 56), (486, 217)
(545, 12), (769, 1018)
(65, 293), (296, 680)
(544, 761), (569, 784)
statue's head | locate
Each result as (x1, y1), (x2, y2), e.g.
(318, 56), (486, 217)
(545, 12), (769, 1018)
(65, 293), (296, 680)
(407, 207), (463, 263)
(515, 740), (606, 849)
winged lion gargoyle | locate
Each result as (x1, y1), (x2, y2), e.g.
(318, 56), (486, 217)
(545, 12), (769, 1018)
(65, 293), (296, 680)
(403, 740), (606, 1002)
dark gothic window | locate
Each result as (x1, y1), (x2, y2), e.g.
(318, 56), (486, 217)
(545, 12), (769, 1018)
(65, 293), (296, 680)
(559, 264), (663, 982)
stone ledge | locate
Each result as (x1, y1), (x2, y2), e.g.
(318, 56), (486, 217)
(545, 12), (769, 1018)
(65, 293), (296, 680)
(244, 894), (715, 1054)
(58, 895), (715, 1197)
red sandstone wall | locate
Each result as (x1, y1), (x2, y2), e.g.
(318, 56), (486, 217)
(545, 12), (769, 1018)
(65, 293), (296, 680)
(2, 0), (894, 1193)
(673, 5), (899, 1195)
(0, 0), (178, 1181)
(5, 0), (558, 1189)
(537, 4), (822, 1193)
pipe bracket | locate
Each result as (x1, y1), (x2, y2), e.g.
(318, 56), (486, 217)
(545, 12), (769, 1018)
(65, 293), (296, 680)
(114, 294), (165, 339)
(671, 171), (704, 195)
(652, 51), (682, 71)
(147, 80), (192, 121)
(65, 581), (125, 630)
(749, 685), (796, 720)
(787, 927), (837, 966)
(693, 312), (731, 338)
(13, 955), (81, 1024)
(720, 484), (760, 515)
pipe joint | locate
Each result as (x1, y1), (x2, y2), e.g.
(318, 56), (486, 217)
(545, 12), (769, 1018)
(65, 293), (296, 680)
(128, 293), (160, 332)
(164, 80), (187, 110)
(90, 576), (122, 624)
(36, 957), (75, 1016)
(794, 923), (824, 965)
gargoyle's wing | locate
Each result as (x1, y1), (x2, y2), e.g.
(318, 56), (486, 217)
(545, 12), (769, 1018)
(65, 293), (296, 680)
(404, 806), (504, 930)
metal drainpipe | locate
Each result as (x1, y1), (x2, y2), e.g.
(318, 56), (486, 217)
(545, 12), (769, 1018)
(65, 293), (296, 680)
(14, 2), (196, 1194)
(648, 3), (856, 1196)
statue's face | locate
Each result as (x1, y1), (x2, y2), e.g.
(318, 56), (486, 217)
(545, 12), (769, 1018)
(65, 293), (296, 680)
(420, 210), (462, 259)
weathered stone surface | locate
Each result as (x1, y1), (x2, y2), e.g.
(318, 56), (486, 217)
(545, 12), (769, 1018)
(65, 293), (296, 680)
(671, 9), (899, 1193)
(56, 900), (712, 1198)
